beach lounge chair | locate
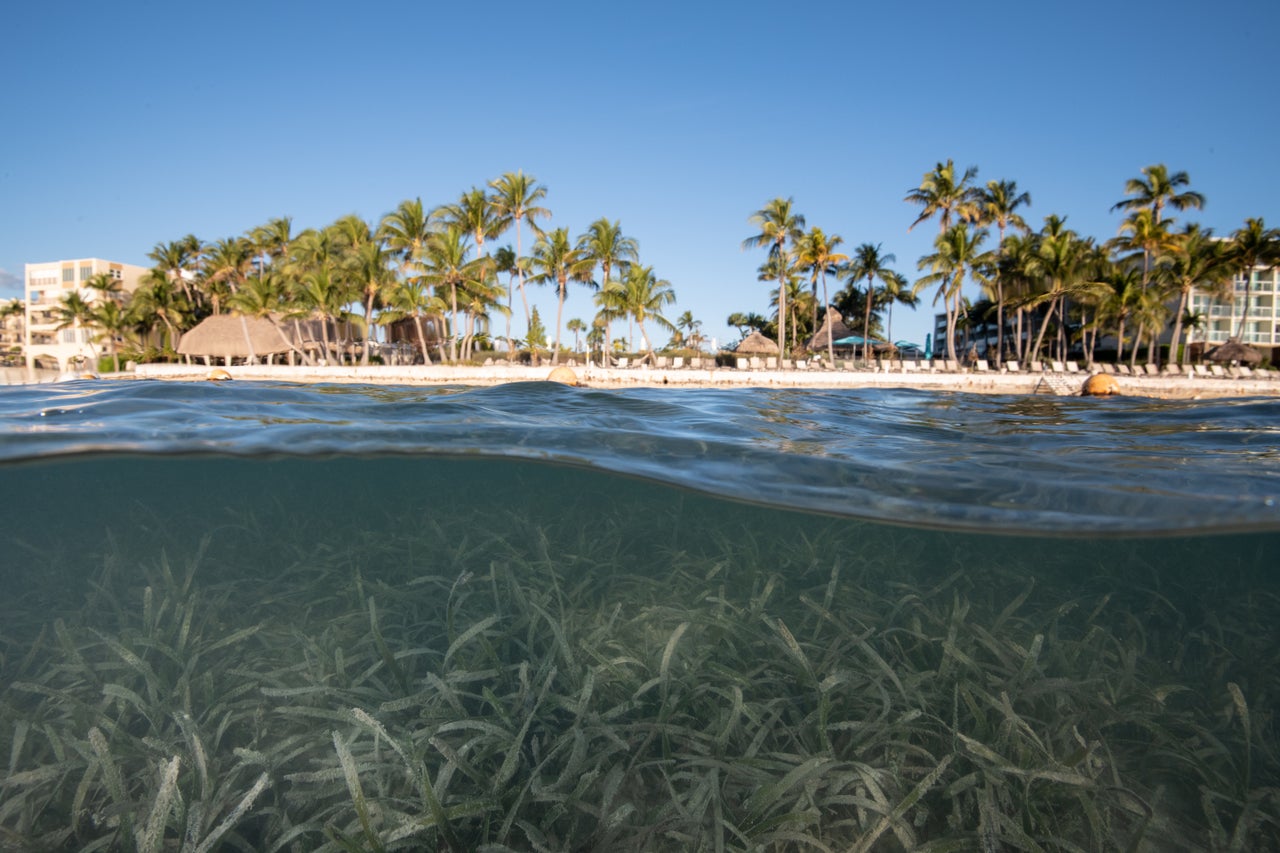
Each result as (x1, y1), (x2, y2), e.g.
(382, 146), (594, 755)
(902, 359), (918, 372)
(1143, 364), (1160, 376)
(1065, 361), (1080, 373)
(975, 359), (990, 372)
(1002, 360), (1020, 373)
(1194, 364), (1210, 377)
(766, 357), (778, 369)
(1050, 361), (1066, 373)
(671, 356), (685, 368)
(1210, 365), (1225, 377)
(1162, 364), (1181, 376)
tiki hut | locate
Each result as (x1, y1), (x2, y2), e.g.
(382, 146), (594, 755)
(733, 330), (780, 355)
(806, 307), (853, 352)
(1206, 338), (1262, 365)
(177, 315), (299, 364)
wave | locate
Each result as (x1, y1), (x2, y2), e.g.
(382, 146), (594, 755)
(1, 379), (1278, 535)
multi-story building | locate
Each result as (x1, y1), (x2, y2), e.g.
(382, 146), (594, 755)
(1190, 265), (1279, 348)
(24, 259), (149, 370)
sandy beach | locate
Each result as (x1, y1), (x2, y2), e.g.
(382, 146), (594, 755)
(121, 362), (1280, 399)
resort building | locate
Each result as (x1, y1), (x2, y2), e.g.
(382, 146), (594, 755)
(1, 300), (24, 363)
(24, 258), (149, 370)
(1190, 265), (1279, 348)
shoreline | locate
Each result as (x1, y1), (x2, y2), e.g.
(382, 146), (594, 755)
(125, 362), (1280, 399)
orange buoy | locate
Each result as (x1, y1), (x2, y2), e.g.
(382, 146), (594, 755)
(207, 368), (233, 381)
(1082, 373), (1120, 396)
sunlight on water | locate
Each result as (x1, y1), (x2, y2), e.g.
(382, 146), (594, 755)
(2, 453), (1277, 851)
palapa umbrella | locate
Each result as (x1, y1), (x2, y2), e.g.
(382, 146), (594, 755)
(806, 307), (853, 352)
(1206, 338), (1262, 365)
(177, 314), (297, 361)
(733, 330), (780, 355)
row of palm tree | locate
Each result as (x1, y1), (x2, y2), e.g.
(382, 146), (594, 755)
(738, 163), (1279, 368)
(44, 173), (688, 369)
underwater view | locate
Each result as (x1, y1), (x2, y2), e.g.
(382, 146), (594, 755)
(1, 381), (1278, 851)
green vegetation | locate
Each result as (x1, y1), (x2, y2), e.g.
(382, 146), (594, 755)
(1, 460), (1276, 850)
(734, 163), (1280, 369)
(54, 174), (683, 369)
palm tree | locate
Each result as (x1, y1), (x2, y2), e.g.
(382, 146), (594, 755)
(226, 271), (312, 364)
(88, 300), (132, 373)
(296, 268), (352, 364)
(916, 224), (990, 362)
(147, 235), (203, 305)
(347, 238), (396, 365)
(905, 160), (980, 233)
(202, 237), (256, 315)
(843, 243), (902, 361)
(566, 318), (586, 354)
(1228, 217), (1280, 341)
(247, 216), (294, 278)
(616, 264), (676, 362)
(420, 228), (486, 362)
(1023, 221), (1101, 362)
(1156, 224), (1231, 365)
(380, 277), (447, 365)
(743, 198), (805, 362)
(130, 273), (189, 355)
(977, 179), (1031, 367)
(489, 171), (550, 342)
(795, 227), (848, 362)
(1111, 164), (1204, 225)
(1098, 264), (1143, 365)
(577, 218), (638, 363)
(529, 227), (595, 364)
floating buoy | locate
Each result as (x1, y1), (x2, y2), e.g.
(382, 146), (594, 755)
(547, 366), (578, 385)
(207, 368), (233, 381)
(1082, 373), (1120, 396)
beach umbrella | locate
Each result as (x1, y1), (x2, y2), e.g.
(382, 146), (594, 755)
(805, 307), (853, 352)
(733, 330), (780, 354)
(177, 314), (296, 360)
(924, 333), (933, 360)
(831, 334), (873, 346)
(1206, 338), (1262, 365)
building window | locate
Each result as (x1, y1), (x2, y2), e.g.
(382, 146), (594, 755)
(62, 268), (75, 283)
(110, 269), (122, 280)
(80, 265), (92, 281)
(61, 329), (77, 343)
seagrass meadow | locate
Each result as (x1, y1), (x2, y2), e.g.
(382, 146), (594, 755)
(1, 453), (1277, 852)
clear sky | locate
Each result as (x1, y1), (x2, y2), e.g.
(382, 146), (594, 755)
(3, 0), (1276, 351)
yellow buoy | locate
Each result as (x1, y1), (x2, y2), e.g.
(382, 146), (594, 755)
(207, 368), (233, 381)
(1081, 373), (1120, 396)
(547, 366), (578, 385)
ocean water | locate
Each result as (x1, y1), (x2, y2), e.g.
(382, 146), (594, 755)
(0, 380), (1277, 851)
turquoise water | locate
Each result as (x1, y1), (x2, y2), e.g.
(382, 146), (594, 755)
(1, 381), (1278, 851)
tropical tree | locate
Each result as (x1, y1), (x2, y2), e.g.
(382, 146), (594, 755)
(130, 273), (188, 355)
(1111, 164), (1204, 225)
(83, 272), (124, 305)
(380, 277), (447, 366)
(247, 216), (294, 279)
(347, 237), (396, 365)
(843, 243), (903, 361)
(147, 235), (203, 305)
(743, 198), (805, 361)
(202, 237), (256, 315)
(296, 268), (352, 364)
(1156, 224), (1231, 365)
(915, 224), (990, 361)
(977, 179), (1032, 367)
(1228, 217), (1280, 341)
(616, 264), (676, 362)
(529, 227), (594, 364)
(420, 228), (486, 362)
(795, 227), (848, 362)
(905, 160), (980, 233)
(489, 171), (550, 343)
(492, 245), (526, 358)
(566, 318), (586, 354)
(226, 271), (312, 365)
(89, 300), (132, 372)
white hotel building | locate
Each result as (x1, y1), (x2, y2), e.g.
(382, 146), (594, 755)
(1191, 265), (1280, 348)
(24, 258), (148, 370)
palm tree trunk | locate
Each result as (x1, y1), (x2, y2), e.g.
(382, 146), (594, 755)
(821, 272), (834, 364)
(1234, 272), (1252, 341)
(1116, 317), (1127, 365)
(553, 278), (565, 365)
(362, 293), (375, 366)
(1031, 299), (1057, 362)
(776, 267), (787, 367)
(863, 275), (874, 362)
(412, 314), (432, 365)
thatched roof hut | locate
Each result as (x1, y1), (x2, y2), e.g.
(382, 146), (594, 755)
(806, 308), (853, 352)
(177, 315), (297, 360)
(1206, 338), (1262, 365)
(734, 330), (780, 354)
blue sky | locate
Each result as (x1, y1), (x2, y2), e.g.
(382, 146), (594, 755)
(2, 0), (1276, 350)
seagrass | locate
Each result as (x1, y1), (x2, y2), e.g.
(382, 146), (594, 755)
(0, 480), (1277, 851)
